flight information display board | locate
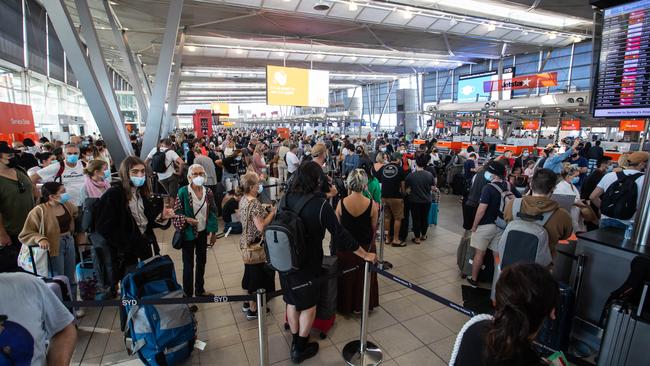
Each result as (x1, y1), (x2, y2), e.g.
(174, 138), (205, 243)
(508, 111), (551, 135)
(594, 0), (650, 118)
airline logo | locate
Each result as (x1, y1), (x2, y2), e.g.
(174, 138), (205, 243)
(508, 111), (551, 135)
(484, 72), (558, 91)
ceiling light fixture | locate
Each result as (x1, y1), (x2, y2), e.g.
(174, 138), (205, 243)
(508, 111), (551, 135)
(408, 59), (415, 64)
(277, 51), (286, 56)
(186, 45), (196, 52)
(348, 1), (358, 11)
(449, 18), (458, 26)
(486, 23), (496, 31)
(548, 32), (557, 40)
(401, 9), (413, 19)
(350, 56), (358, 61)
(315, 53), (325, 59)
(234, 48), (244, 55)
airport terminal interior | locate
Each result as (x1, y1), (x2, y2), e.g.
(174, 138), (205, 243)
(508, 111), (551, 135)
(0, 0), (650, 365)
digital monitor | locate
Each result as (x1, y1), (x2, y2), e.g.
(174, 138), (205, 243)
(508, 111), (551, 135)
(593, 0), (650, 118)
(457, 68), (514, 103)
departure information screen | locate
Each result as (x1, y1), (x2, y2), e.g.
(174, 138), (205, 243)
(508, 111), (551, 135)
(594, 0), (650, 118)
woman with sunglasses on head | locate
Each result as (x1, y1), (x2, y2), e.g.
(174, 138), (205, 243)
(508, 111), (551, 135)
(19, 182), (81, 316)
(93, 156), (175, 281)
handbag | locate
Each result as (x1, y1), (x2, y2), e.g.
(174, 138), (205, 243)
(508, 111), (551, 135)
(242, 239), (266, 265)
(173, 191), (208, 250)
(18, 207), (50, 276)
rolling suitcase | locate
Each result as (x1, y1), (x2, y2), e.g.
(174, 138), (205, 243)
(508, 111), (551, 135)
(76, 249), (97, 301)
(27, 245), (74, 313)
(598, 284), (650, 366)
(456, 231), (493, 282)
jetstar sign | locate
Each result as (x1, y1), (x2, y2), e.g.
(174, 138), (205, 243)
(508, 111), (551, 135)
(484, 72), (558, 92)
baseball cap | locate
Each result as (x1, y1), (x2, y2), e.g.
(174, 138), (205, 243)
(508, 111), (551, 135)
(628, 151), (649, 165)
(485, 160), (506, 177)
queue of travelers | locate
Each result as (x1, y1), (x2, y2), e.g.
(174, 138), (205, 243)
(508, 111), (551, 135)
(0, 128), (647, 365)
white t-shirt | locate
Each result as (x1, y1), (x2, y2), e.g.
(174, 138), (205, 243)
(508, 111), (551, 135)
(286, 151), (300, 173)
(597, 169), (645, 225)
(36, 161), (85, 206)
(146, 147), (180, 181)
(0, 272), (75, 366)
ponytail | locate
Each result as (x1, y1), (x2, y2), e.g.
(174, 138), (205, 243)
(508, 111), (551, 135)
(40, 182), (63, 204)
(486, 303), (532, 361)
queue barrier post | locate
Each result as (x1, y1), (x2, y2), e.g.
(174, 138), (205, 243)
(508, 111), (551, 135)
(257, 289), (269, 366)
(377, 204), (385, 266)
(342, 261), (383, 365)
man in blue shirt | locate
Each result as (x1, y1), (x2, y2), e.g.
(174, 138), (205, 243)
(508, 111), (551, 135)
(568, 152), (589, 188)
(543, 138), (581, 174)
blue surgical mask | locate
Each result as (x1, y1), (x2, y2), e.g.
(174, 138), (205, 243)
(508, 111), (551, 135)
(523, 153), (529, 157)
(66, 154), (79, 164)
(104, 169), (111, 180)
(58, 192), (70, 204)
(130, 175), (146, 187)
(571, 176), (580, 184)
(257, 184), (264, 194)
(607, 165), (614, 173)
(235, 156), (242, 161)
(484, 171), (493, 181)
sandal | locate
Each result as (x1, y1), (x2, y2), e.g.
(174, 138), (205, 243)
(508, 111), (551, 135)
(411, 238), (421, 245)
(392, 241), (407, 247)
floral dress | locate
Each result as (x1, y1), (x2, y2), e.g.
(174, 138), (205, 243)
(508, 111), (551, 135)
(238, 195), (275, 294)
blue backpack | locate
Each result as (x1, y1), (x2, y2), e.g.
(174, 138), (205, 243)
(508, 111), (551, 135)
(343, 154), (360, 176)
(120, 256), (196, 365)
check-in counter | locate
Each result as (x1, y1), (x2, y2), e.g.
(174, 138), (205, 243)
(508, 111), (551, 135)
(436, 140), (462, 152)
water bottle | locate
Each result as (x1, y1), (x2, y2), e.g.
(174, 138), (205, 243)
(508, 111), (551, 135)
(624, 222), (634, 240)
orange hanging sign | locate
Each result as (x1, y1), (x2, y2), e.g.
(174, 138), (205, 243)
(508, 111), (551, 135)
(486, 119), (499, 129)
(522, 120), (540, 130)
(435, 121), (445, 129)
(461, 121), (473, 129)
(0, 102), (35, 134)
(619, 120), (645, 132)
(561, 120), (581, 131)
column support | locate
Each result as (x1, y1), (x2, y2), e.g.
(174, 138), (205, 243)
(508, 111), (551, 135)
(162, 29), (186, 138)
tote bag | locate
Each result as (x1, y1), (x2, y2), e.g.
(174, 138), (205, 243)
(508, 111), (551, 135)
(17, 207), (50, 276)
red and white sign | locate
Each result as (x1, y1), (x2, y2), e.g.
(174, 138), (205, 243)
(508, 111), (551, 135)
(192, 109), (213, 138)
(620, 120), (645, 132)
(435, 121), (445, 129)
(485, 72), (558, 91)
(0, 102), (35, 134)
(561, 120), (581, 131)
(522, 120), (540, 130)
(486, 119), (499, 129)
(460, 121), (473, 129)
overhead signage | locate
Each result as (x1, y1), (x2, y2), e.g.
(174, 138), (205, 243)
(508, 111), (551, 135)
(266, 65), (330, 107)
(58, 114), (85, 126)
(485, 72), (558, 91)
(435, 121), (445, 128)
(460, 121), (473, 129)
(619, 119), (646, 131)
(211, 103), (229, 115)
(457, 68), (514, 102)
(486, 119), (499, 129)
(0, 102), (35, 134)
(561, 119), (581, 131)
(522, 120), (540, 130)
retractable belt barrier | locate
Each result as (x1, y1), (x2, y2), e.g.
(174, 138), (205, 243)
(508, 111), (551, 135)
(62, 265), (361, 308)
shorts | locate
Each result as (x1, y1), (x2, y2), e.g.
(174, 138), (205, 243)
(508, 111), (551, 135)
(280, 271), (320, 311)
(383, 198), (404, 221)
(470, 224), (503, 251)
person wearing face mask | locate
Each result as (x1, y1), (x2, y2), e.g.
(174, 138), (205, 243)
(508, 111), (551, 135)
(0, 143), (36, 270)
(567, 149), (589, 188)
(19, 182), (81, 316)
(31, 144), (86, 207)
(468, 161), (521, 288)
(554, 163), (589, 233)
(93, 140), (112, 167)
(93, 157), (175, 281)
(173, 165), (218, 309)
(285, 144), (301, 179)
(80, 160), (110, 202)
(237, 172), (276, 320)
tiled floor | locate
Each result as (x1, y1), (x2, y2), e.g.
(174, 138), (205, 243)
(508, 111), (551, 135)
(74, 194), (470, 365)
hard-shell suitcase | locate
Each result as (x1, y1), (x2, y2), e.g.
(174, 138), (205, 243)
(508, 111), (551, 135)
(76, 249), (97, 301)
(598, 284), (650, 366)
(28, 245), (74, 312)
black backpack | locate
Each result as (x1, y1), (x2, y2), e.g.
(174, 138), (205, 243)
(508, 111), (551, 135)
(150, 148), (170, 173)
(263, 194), (315, 273)
(601, 172), (643, 220)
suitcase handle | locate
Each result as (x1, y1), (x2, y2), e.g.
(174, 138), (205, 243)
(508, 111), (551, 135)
(636, 283), (649, 318)
(28, 244), (53, 277)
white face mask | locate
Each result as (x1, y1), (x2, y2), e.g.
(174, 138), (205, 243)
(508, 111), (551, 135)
(192, 176), (205, 186)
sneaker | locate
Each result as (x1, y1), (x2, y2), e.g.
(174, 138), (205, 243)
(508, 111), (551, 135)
(246, 309), (258, 320)
(242, 302), (250, 313)
(466, 277), (479, 288)
(75, 309), (86, 318)
(291, 339), (319, 363)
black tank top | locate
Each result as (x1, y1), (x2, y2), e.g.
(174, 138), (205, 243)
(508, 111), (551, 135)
(341, 198), (373, 250)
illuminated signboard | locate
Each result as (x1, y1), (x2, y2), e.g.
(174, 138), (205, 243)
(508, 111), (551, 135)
(522, 120), (540, 130)
(266, 65), (330, 107)
(457, 68), (514, 102)
(620, 119), (646, 131)
(561, 120), (581, 131)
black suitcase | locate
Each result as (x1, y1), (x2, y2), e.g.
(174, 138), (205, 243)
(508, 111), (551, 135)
(536, 282), (574, 352)
(598, 284), (650, 366)
(452, 173), (467, 196)
(317, 256), (338, 320)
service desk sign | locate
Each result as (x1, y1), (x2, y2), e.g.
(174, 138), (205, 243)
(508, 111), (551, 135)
(619, 120), (645, 132)
(0, 101), (35, 133)
(561, 120), (581, 131)
(522, 120), (540, 130)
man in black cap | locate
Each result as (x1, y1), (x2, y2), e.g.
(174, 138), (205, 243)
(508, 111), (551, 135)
(468, 160), (520, 287)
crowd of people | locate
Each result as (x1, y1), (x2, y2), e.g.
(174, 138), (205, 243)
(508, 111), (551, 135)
(0, 128), (647, 365)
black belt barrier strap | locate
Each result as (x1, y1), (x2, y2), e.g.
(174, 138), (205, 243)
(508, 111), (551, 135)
(63, 294), (255, 308)
(372, 266), (477, 318)
(266, 264), (361, 300)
